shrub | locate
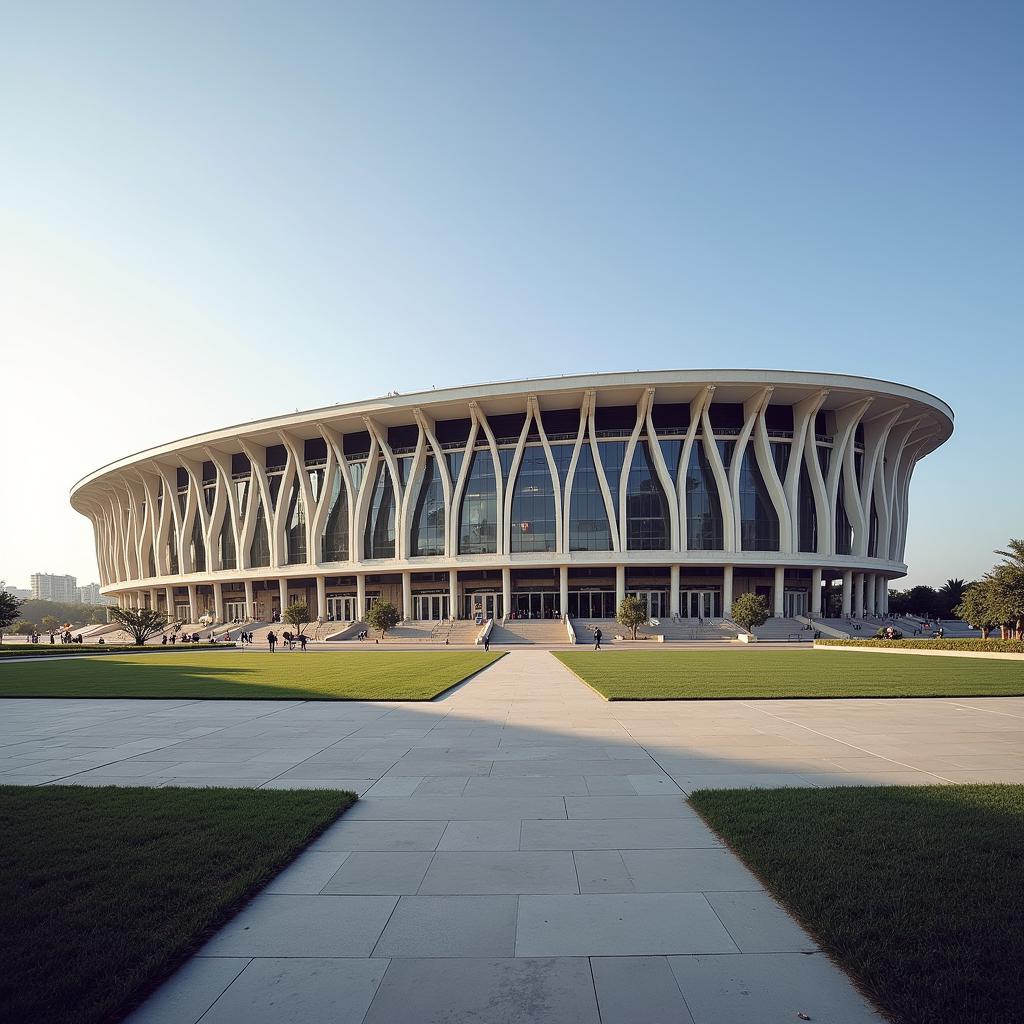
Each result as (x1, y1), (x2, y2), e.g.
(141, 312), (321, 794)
(730, 592), (770, 632)
(616, 596), (649, 640)
(817, 638), (1024, 654)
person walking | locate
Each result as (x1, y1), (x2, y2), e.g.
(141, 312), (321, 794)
(483, 632), (490, 652)
(593, 626), (602, 651)
(299, 633), (307, 652)
(267, 630), (277, 653)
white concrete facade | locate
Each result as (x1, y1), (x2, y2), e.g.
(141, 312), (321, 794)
(70, 370), (953, 623)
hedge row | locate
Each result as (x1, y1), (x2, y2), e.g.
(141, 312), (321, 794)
(0, 643), (237, 658)
(817, 638), (1024, 654)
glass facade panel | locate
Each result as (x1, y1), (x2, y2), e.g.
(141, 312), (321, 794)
(364, 462), (396, 559)
(411, 455), (445, 556)
(868, 497), (879, 557)
(285, 478), (307, 564)
(249, 497), (270, 567)
(684, 438), (723, 550)
(597, 441), (626, 505)
(569, 444), (612, 551)
(308, 468), (324, 505)
(268, 474), (282, 511)
(322, 473), (349, 561)
(167, 533), (179, 575)
(659, 440), (682, 486)
(739, 447), (780, 550)
(625, 441), (669, 550)
(716, 439), (735, 469)
(219, 517), (237, 570)
(203, 485), (215, 514)
(191, 516), (206, 572)
(234, 478), (249, 522)
(798, 457), (817, 552)
(550, 444), (574, 495)
(458, 449), (497, 554)
(770, 441), (790, 480)
(510, 446), (557, 553)
(835, 475), (853, 555)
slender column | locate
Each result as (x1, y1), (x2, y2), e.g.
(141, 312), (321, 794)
(559, 566), (569, 620)
(501, 567), (511, 622)
(316, 577), (327, 620)
(402, 571), (412, 621)
(669, 565), (680, 617)
(243, 579), (254, 620)
(810, 568), (823, 617)
(864, 573), (876, 616)
(213, 582), (224, 623)
(278, 578), (289, 617)
(187, 583), (198, 623)
(853, 572), (865, 618)
(722, 565), (733, 617)
(356, 574), (366, 617)
(841, 570), (853, 616)
(449, 569), (459, 619)
(165, 586), (174, 618)
(773, 565), (785, 617)
(877, 575), (887, 617)
(615, 565), (625, 610)
(149, 588), (158, 612)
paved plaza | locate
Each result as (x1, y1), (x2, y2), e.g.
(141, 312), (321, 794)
(3, 651), (1024, 1022)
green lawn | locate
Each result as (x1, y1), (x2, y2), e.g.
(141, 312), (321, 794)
(0, 784), (356, 1024)
(0, 650), (503, 700)
(0, 643), (235, 658)
(554, 649), (1024, 699)
(689, 785), (1024, 1024)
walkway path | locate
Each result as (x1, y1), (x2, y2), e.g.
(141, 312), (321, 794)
(4, 653), (1024, 1022)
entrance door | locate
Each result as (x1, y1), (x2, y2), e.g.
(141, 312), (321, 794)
(414, 594), (450, 620)
(466, 592), (501, 622)
(327, 596), (358, 621)
(224, 601), (247, 622)
(784, 590), (807, 617)
(174, 603), (191, 622)
(628, 590), (664, 620)
(682, 590), (717, 619)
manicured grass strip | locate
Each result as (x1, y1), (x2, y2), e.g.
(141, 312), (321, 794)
(0, 650), (504, 700)
(0, 644), (236, 658)
(689, 785), (1024, 1024)
(0, 784), (356, 1024)
(554, 649), (1024, 699)
(818, 637), (1024, 654)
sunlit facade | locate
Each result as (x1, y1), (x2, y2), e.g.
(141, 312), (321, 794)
(70, 370), (953, 625)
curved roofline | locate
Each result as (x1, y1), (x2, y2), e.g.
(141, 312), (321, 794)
(70, 368), (954, 498)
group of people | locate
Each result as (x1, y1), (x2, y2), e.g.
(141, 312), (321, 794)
(160, 632), (203, 645)
(266, 630), (307, 652)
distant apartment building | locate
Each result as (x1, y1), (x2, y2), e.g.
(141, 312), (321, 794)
(30, 573), (78, 602)
(1, 582), (31, 601)
(76, 582), (113, 606)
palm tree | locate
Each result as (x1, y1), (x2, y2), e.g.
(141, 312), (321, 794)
(937, 578), (967, 618)
(995, 539), (1024, 570)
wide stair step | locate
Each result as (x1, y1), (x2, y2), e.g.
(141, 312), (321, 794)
(489, 620), (570, 645)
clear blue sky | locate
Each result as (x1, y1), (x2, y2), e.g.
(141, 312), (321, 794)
(2, 1), (1020, 589)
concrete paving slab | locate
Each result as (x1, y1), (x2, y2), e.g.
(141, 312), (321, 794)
(516, 893), (739, 956)
(436, 819), (522, 850)
(362, 957), (601, 1024)
(564, 795), (697, 818)
(419, 851), (580, 894)
(123, 956), (250, 1024)
(521, 818), (722, 850)
(200, 957), (388, 1024)
(372, 895), (518, 957)
(344, 796), (568, 820)
(704, 890), (818, 952)
(591, 955), (695, 1024)
(263, 852), (351, 894)
(308, 820), (447, 852)
(321, 852), (433, 894)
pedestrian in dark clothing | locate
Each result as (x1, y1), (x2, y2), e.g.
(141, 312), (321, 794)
(268, 631), (277, 652)
(594, 627), (602, 650)
(299, 634), (307, 651)
(483, 634), (490, 652)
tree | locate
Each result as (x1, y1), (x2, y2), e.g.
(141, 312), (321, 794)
(12, 619), (35, 636)
(993, 540), (1024, 639)
(0, 590), (22, 644)
(41, 615), (60, 633)
(730, 592), (770, 633)
(906, 585), (938, 618)
(616, 596), (649, 640)
(108, 607), (168, 646)
(954, 580), (1000, 639)
(935, 579), (967, 619)
(283, 601), (311, 638)
(366, 600), (400, 639)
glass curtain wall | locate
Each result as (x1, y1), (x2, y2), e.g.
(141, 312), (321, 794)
(569, 444), (612, 551)
(411, 455), (445, 556)
(364, 462), (397, 559)
(323, 473), (349, 562)
(510, 446), (557, 552)
(738, 448), (780, 550)
(798, 458), (817, 552)
(459, 449), (497, 554)
(625, 441), (669, 550)
(684, 439), (723, 549)
(249, 497), (270, 567)
(285, 479), (306, 564)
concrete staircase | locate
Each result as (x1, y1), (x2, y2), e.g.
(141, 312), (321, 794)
(651, 618), (741, 641)
(752, 617), (814, 642)
(489, 619), (572, 645)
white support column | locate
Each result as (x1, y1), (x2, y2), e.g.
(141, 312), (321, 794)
(278, 578), (289, 617)
(187, 583), (198, 624)
(810, 568), (823, 617)
(213, 582), (224, 624)
(559, 566), (569, 620)
(164, 586), (174, 618)
(722, 566), (734, 618)
(877, 575), (887, 617)
(449, 569), (459, 619)
(501, 567), (511, 622)
(615, 565), (625, 610)
(853, 572), (865, 619)
(149, 587), (158, 612)
(773, 565), (785, 617)
(841, 571), (853, 616)
(669, 565), (680, 617)
(402, 571), (412, 621)
(244, 579), (254, 620)
(356, 574), (366, 617)
(316, 577), (327, 620)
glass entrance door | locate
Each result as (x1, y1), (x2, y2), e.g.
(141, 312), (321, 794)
(512, 592), (559, 619)
(568, 590), (616, 618)
(628, 590), (665, 620)
(224, 601), (247, 622)
(681, 590), (717, 619)
(327, 596), (358, 621)
(413, 594), (450, 620)
(465, 592), (502, 622)
(784, 590), (807, 617)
